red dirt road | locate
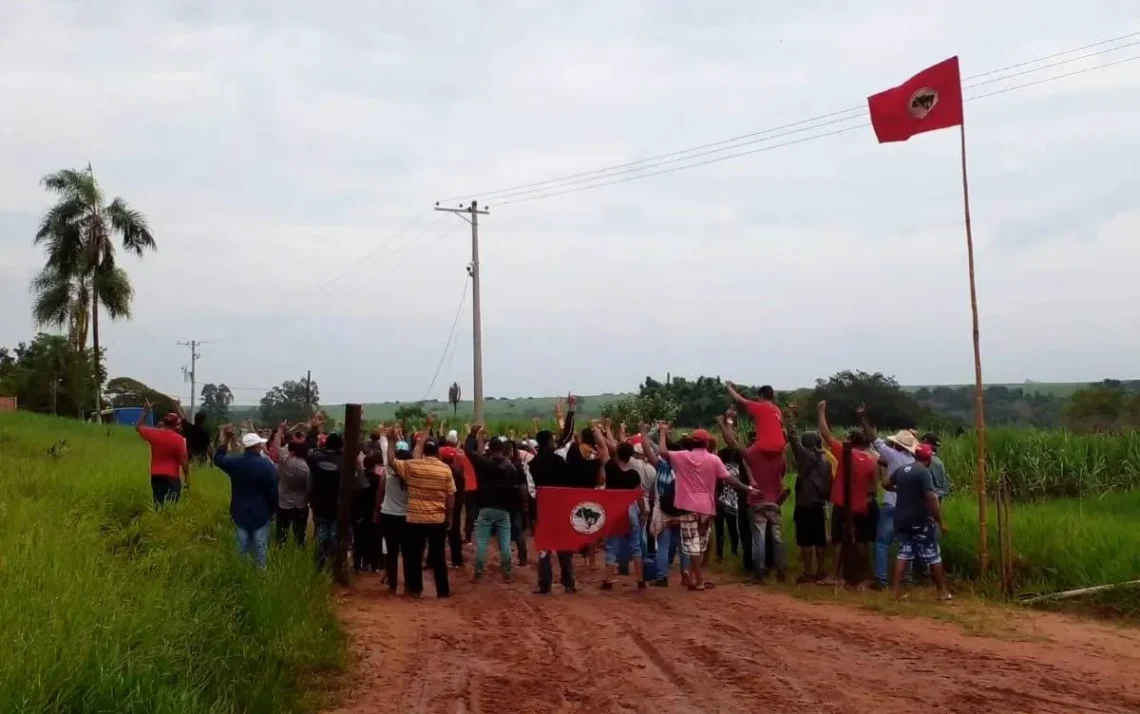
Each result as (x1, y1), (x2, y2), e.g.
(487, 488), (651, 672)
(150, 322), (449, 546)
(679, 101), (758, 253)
(326, 561), (1140, 714)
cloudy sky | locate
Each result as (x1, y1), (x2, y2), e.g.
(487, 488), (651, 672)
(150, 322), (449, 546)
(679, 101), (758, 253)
(2, 1), (1138, 405)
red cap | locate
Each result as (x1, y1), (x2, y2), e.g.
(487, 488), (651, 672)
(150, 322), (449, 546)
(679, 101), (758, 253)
(161, 413), (181, 427)
(915, 444), (933, 463)
(690, 428), (712, 444)
(439, 446), (457, 463)
(627, 434), (643, 445)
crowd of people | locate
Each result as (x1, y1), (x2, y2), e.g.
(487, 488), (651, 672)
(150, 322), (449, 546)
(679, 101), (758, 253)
(132, 384), (952, 600)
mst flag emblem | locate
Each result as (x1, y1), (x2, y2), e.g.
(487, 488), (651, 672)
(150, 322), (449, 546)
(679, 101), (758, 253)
(908, 88), (939, 119)
(570, 501), (606, 535)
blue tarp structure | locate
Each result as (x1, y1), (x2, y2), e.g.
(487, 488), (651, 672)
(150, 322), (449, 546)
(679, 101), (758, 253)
(111, 407), (152, 426)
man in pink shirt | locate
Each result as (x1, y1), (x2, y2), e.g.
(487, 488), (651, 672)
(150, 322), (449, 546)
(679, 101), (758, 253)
(658, 425), (753, 590)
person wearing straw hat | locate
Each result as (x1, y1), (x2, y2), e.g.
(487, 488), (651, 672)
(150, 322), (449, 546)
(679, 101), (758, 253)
(857, 413), (919, 590)
(214, 428), (279, 568)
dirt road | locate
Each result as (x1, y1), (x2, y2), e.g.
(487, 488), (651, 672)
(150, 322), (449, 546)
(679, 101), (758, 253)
(326, 558), (1140, 714)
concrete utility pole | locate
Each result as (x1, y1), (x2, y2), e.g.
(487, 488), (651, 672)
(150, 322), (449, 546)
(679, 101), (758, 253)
(434, 200), (490, 425)
(179, 340), (201, 415)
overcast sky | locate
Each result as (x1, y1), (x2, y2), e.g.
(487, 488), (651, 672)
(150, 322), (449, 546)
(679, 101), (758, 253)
(2, 1), (1138, 405)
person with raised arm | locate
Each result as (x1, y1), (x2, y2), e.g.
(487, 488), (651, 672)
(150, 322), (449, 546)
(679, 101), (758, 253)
(136, 399), (190, 506)
(657, 423), (754, 591)
(465, 426), (523, 583)
(387, 416), (456, 599)
(818, 401), (878, 588)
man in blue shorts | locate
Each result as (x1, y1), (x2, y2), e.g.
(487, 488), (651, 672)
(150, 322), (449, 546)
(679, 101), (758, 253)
(883, 444), (951, 601)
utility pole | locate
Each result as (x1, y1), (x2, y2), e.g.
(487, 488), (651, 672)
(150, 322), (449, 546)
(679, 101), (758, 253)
(179, 340), (202, 416)
(304, 369), (312, 414)
(434, 200), (490, 425)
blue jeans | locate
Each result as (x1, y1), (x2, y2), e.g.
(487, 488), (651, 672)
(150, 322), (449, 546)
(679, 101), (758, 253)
(314, 517), (338, 571)
(748, 504), (786, 577)
(605, 502), (642, 566)
(474, 507), (512, 577)
(875, 503), (896, 586)
(236, 523), (271, 568)
(653, 523), (690, 582)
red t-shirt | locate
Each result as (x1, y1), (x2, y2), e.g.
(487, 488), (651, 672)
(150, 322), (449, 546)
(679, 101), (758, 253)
(139, 426), (187, 478)
(455, 451), (478, 492)
(827, 438), (877, 514)
(744, 400), (786, 452)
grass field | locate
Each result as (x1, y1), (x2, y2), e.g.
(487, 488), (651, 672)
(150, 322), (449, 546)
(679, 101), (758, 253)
(0, 412), (344, 714)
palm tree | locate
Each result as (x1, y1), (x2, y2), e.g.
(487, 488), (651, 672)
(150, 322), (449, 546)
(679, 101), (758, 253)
(31, 165), (156, 417)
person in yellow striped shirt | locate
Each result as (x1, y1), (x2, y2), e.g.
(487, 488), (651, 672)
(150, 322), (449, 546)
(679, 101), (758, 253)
(387, 425), (456, 599)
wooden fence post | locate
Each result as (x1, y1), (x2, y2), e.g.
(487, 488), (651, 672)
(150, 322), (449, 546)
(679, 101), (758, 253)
(335, 403), (362, 586)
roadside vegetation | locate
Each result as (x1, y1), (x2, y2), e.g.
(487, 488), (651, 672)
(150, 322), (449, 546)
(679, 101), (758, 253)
(0, 412), (343, 714)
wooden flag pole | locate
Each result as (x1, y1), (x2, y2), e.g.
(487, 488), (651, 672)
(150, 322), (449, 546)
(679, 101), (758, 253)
(959, 121), (989, 574)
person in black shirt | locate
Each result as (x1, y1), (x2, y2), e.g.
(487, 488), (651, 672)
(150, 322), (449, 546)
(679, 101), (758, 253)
(600, 437), (647, 591)
(175, 401), (211, 466)
(465, 429), (524, 583)
(530, 411), (579, 594)
(353, 455), (382, 573)
(306, 433), (343, 570)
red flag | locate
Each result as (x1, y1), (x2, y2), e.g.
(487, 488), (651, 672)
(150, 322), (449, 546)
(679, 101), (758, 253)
(867, 57), (963, 143)
(534, 487), (641, 552)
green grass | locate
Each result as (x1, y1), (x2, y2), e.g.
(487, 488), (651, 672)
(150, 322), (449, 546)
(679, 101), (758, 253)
(0, 412), (344, 714)
(939, 427), (1140, 499)
(720, 474), (1140, 619)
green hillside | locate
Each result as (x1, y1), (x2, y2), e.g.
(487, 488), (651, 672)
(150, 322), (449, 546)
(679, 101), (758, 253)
(902, 382), (1090, 399)
(357, 393), (632, 421)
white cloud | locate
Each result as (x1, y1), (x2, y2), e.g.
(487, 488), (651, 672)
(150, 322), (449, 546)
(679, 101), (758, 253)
(2, 0), (1138, 405)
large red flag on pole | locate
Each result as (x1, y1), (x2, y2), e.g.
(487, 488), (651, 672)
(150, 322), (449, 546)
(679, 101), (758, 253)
(534, 487), (641, 552)
(867, 56), (963, 142)
(867, 56), (990, 574)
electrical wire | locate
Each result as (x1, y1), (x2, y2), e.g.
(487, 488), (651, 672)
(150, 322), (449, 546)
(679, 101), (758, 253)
(440, 30), (1140, 204)
(422, 274), (471, 400)
(494, 53), (1140, 206)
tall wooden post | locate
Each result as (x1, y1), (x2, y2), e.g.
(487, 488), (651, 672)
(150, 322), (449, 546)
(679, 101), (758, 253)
(960, 122), (989, 574)
(335, 403), (363, 586)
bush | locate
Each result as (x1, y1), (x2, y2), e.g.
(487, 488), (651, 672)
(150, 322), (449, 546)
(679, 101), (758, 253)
(0, 412), (344, 714)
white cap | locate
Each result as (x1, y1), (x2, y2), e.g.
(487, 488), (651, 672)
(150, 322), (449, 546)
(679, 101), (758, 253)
(446, 429), (459, 445)
(241, 432), (268, 448)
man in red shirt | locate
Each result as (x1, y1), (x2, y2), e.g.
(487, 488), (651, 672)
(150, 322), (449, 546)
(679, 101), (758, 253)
(726, 381), (790, 583)
(136, 401), (190, 506)
(817, 400), (877, 587)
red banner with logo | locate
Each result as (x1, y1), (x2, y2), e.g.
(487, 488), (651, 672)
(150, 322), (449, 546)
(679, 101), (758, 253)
(534, 487), (641, 552)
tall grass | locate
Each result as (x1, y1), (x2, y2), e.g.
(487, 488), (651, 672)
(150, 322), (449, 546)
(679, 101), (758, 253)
(0, 412), (343, 714)
(939, 427), (1140, 499)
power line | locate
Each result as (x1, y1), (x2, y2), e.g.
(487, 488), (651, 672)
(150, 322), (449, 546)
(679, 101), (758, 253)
(495, 53), (1140, 206)
(422, 274), (471, 401)
(968, 53), (1140, 100)
(441, 30), (1140, 203)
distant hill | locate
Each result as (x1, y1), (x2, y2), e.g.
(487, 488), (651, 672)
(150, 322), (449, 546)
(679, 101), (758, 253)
(902, 381), (1090, 399)
(228, 393), (633, 424)
(229, 381), (1112, 425)
(356, 394), (631, 422)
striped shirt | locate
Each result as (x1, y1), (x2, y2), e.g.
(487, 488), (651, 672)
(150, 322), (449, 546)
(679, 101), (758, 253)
(392, 457), (457, 524)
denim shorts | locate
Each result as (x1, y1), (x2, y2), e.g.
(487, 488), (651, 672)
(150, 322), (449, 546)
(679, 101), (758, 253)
(895, 522), (941, 565)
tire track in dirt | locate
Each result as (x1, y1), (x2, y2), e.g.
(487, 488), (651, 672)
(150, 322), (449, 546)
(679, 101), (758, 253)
(328, 551), (1140, 714)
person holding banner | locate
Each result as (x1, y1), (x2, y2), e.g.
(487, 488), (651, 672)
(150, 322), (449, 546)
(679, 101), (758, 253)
(599, 434), (648, 591)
